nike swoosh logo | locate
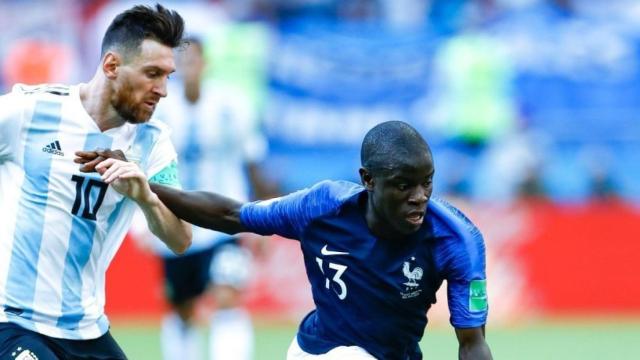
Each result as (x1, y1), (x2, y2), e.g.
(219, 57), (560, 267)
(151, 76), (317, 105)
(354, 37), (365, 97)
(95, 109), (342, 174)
(320, 245), (349, 256)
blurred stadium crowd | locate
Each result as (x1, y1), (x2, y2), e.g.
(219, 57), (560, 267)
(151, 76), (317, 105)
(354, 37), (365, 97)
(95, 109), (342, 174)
(1, 0), (639, 203)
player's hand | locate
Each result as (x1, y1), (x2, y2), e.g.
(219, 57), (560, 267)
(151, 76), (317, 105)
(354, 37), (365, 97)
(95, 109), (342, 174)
(74, 149), (127, 173)
(96, 158), (156, 205)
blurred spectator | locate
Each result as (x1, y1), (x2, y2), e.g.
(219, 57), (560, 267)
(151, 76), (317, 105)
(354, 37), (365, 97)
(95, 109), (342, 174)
(134, 37), (275, 360)
(580, 145), (620, 201)
(2, 40), (74, 86)
(428, 26), (518, 198)
(475, 118), (547, 201)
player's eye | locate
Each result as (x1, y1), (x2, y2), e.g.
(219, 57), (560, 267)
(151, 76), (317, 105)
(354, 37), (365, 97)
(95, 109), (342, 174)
(397, 183), (409, 191)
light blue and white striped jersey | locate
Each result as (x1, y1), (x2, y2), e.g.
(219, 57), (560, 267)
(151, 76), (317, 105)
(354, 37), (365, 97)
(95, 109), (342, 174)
(148, 80), (267, 256)
(0, 84), (178, 340)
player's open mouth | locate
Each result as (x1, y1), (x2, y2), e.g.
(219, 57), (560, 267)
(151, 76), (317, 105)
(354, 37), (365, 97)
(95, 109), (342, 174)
(143, 101), (156, 110)
(405, 211), (424, 225)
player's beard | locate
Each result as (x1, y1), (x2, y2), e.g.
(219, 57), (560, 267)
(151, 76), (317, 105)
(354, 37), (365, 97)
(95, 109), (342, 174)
(111, 83), (153, 124)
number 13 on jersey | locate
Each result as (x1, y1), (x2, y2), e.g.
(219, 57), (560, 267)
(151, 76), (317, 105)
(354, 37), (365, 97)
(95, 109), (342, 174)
(315, 257), (348, 300)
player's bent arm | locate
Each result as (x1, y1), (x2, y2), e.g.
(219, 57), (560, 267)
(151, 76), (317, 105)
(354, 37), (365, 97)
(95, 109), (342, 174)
(97, 158), (192, 254)
(150, 183), (248, 235)
(455, 326), (492, 360)
(138, 193), (192, 255)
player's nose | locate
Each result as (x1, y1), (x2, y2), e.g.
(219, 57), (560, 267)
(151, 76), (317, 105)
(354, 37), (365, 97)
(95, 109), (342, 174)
(408, 186), (428, 205)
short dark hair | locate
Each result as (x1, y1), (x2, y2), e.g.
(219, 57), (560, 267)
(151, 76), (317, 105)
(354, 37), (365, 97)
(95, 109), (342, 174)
(100, 3), (184, 59)
(361, 121), (430, 173)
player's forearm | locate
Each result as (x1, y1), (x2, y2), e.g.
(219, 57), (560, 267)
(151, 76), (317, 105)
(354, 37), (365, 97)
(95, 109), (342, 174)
(150, 183), (247, 234)
(458, 340), (492, 360)
(136, 192), (192, 255)
(456, 326), (492, 360)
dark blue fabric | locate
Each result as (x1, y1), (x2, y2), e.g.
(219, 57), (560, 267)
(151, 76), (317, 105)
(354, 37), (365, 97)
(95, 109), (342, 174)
(0, 322), (126, 359)
(241, 180), (488, 359)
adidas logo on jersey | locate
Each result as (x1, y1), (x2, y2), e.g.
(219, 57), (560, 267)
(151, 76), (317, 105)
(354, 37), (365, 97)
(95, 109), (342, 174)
(42, 140), (64, 156)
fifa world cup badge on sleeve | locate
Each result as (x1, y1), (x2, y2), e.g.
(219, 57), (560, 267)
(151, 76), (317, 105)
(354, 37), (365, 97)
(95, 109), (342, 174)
(469, 280), (488, 312)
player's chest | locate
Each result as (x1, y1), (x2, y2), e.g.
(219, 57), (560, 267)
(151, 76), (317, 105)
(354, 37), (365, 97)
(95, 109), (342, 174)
(303, 219), (440, 304)
(18, 124), (136, 220)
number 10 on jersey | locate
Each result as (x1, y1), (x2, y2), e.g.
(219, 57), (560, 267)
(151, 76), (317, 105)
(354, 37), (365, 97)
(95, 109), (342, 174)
(316, 257), (348, 300)
(71, 175), (108, 220)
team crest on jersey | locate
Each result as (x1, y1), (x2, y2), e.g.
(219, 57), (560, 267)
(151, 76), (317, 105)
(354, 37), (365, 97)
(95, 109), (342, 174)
(12, 347), (39, 360)
(401, 257), (423, 299)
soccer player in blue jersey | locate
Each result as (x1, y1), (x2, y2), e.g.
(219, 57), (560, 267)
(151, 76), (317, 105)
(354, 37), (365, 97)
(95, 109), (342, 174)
(80, 120), (493, 359)
(0, 4), (191, 359)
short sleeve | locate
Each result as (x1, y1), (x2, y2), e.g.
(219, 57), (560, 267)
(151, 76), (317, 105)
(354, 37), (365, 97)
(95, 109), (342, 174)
(0, 91), (26, 162)
(443, 228), (489, 328)
(239, 180), (352, 239)
(142, 120), (179, 180)
(149, 160), (182, 189)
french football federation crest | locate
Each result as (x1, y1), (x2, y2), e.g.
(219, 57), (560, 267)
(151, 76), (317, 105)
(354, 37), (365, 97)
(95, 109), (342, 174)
(401, 257), (423, 299)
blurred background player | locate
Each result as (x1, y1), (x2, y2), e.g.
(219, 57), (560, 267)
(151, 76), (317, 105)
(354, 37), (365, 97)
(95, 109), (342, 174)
(133, 36), (275, 360)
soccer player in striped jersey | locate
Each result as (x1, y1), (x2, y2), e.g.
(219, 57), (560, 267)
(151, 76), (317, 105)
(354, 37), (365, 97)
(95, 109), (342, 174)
(82, 120), (493, 359)
(0, 4), (191, 359)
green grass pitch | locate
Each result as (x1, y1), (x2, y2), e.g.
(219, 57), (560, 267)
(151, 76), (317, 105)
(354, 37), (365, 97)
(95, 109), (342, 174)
(112, 317), (640, 359)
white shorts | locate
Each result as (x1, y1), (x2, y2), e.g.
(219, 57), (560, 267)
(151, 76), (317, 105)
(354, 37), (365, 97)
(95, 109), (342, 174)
(286, 336), (377, 360)
(209, 243), (252, 289)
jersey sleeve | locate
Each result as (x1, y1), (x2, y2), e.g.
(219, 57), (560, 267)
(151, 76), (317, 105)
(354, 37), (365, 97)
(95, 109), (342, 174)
(441, 225), (488, 329)
(239, 181), (342, 239)
(0, 91), (26, 162)
(149, 160), (181, 189)
(143, 121), (181, 189)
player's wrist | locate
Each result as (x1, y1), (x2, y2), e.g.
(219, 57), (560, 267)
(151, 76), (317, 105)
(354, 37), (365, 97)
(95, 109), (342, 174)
(134, 188), (161, 208)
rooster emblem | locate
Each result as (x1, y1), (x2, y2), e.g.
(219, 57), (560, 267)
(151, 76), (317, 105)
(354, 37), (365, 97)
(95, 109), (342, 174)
(403, 261), (423, 288)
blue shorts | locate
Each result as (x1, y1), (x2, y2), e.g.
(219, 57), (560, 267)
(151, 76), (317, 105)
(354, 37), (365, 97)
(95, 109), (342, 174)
(0, 322), (127, 359)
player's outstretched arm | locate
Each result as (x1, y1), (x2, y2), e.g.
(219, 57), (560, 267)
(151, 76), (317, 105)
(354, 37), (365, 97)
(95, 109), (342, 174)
(75, 149), (248, 235)
(455, 326), (493, 360)
(149, 184), (248, 235)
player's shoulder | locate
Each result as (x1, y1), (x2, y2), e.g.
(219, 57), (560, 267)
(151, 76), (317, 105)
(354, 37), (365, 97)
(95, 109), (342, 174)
(4, 83), (72, 110)
(11, 83), (72, 98)
(307, 180), (364, 206)
(428, 197), (486, 275)
(428, 197), (482, 243)
(131, 117), (173, 143)
(144, 117), (172, 134)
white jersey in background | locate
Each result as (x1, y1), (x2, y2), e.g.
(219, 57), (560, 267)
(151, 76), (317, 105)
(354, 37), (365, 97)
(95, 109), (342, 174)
(0, 84), (178, 340)
(147, 80), (267, 256)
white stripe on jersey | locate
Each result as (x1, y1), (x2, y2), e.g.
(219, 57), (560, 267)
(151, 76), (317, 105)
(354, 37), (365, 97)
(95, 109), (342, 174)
(0, 84), (178, 339)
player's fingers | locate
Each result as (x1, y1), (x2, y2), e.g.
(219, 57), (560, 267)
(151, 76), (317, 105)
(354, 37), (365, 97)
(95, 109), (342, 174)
(102, 162), (137, 183)
(80, 156), (107, 173)
(97, 149), (128, 162)
(102, 165), (132, 184)
(74, 150), (99, 160)
(98, 159), (125, 180)
(95, 158), (118, 172)
(116, 169), (144, 180)
(73, 157), (90, 164)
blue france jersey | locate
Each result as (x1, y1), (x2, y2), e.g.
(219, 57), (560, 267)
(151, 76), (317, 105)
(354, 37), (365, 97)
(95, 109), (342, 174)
(240, 180), (488, 360)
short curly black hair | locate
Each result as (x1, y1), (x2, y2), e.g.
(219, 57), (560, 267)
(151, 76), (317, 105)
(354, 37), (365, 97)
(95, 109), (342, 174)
(360, 121), (431, 175)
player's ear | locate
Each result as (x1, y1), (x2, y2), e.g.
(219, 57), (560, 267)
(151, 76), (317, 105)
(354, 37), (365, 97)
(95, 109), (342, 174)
(102, 52), (121, 80)
(359, 167), (374, 190)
